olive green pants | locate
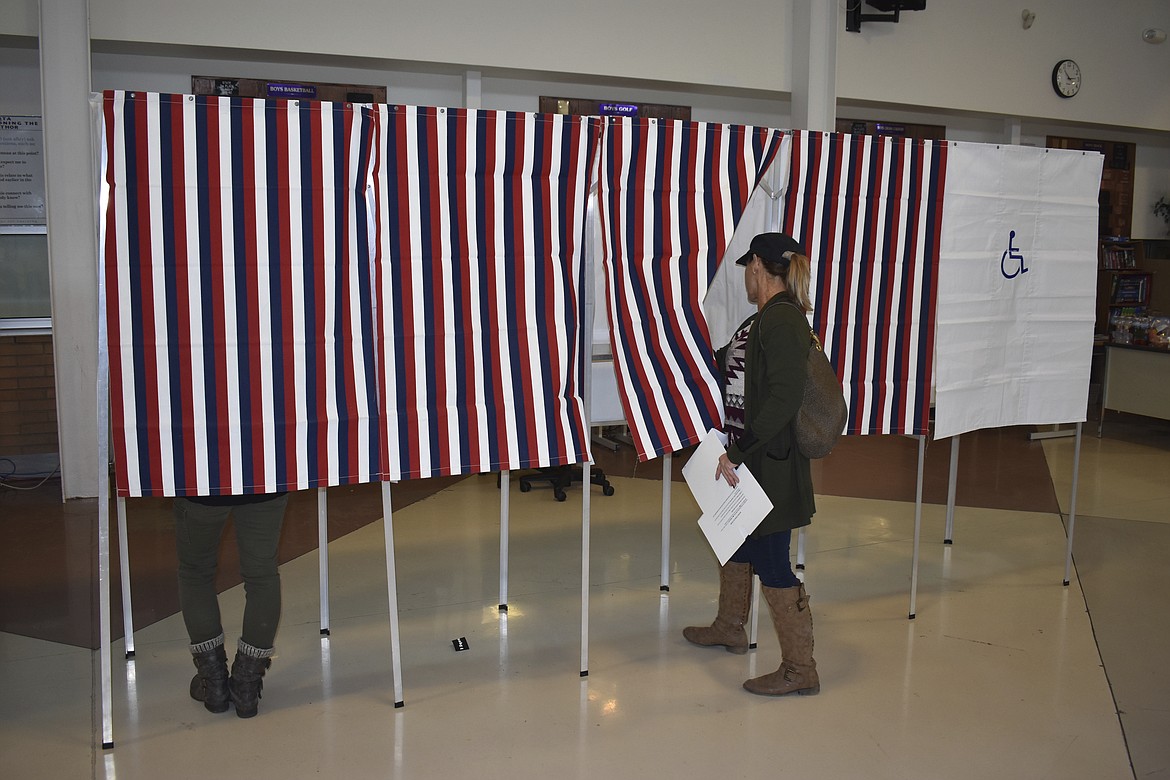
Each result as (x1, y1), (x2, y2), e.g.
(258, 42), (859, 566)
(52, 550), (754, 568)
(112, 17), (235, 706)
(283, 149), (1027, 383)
(173, 495), (289, 651)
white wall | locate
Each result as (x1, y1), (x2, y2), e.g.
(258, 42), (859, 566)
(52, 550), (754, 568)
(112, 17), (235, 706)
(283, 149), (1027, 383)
(83, 0), (795, 98)
(837, 0), (1170, 133)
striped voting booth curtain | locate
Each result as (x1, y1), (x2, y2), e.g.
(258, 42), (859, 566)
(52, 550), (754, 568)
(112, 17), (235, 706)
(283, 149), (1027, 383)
(372, 106), (600, 480)
(100, 91), (380, 497)
(932, 142), (1102, 440)
(597, 117), (783, 461)
(779, 130), (948, 437)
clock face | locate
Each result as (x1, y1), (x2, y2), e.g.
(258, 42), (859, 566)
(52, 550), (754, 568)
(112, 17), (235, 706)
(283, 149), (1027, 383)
(1052, 59), (1081, 98)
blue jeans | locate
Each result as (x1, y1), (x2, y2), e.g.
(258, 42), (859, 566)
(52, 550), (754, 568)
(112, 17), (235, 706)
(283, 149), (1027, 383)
(730, 530), (802, 588)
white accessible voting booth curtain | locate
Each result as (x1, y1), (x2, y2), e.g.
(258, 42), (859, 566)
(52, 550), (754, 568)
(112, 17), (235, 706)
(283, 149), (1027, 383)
(934, 143), (1103, 439)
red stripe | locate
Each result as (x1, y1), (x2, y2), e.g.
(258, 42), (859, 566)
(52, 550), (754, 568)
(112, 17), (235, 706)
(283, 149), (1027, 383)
(240, 101), (265, 490)
(371, 109), (389, 479)
(310, 107), (330, 485)
(166, 96), (198, 494)
(393, 110), (418, 477)
(921, 141), (947, 433)
(873, 139), (904, 427)
(454, 111), (480, 471)
(537, 115), (564, 463)
(340, 106), (362, 483)
(275, 103), (297, 487)
(204, 101), (230, 492)
(424, 109), (450, 475)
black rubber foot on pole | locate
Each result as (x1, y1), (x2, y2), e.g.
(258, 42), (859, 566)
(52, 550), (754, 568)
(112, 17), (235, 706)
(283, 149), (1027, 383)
(498, 604), (508, 612)
(795, 563), (805, 570)
(749, 642), (757, 649)
(125, 650), (135, 659)
(908, 613), (916, 620)
(579, 670), (588, 678)
(944, 539), (953, 545)
(102, 741), (114, 750)
(1063, 579), (1070, 586)
(320, 628), (330, 636)
(394, 700), (404, 708)
(659, 585), (669, 592)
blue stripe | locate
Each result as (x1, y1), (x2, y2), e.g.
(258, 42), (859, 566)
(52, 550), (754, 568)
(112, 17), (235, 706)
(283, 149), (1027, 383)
(228, 99), (255, 492)
(121, 95), (153, 491)
(329, 102), (351, 480)
(193, 97), (221, 489)
(298, 103), (320, 484)
(354, 107), (380, 479)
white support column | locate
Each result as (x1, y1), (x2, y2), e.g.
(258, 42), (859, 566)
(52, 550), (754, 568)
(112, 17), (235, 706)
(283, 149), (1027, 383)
(908, 434), (926, 620)
(1063, 423), (1084, 586)
(40, 0), (101, 500)
(463, 70), (482, 110)
(791, 0), (839, 133)
(1004, 116), (1024, 145)
(499, 470), (510, 611)
(580, 459), (591, 677)
(117, 497), (135, 657)
(318, 488), (330, 635)
(944, 436), (959, 543)
(381, 482), (405, 707)
(660, 453), (672, 591)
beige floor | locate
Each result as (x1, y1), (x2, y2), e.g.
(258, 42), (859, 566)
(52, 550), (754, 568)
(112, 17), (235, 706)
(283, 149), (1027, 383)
(4, 424), (1168, 780)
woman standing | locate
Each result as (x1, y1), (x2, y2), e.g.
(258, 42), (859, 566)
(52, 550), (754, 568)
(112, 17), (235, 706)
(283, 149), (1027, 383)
(683, 231), (819, 697)
(178, 492), (290, 718)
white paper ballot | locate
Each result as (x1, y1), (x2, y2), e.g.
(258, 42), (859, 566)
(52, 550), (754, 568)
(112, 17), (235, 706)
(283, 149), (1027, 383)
(681, 429), (773, 565)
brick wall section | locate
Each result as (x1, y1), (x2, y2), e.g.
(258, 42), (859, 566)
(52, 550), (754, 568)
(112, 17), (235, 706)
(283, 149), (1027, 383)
(0, 335), (59, 455)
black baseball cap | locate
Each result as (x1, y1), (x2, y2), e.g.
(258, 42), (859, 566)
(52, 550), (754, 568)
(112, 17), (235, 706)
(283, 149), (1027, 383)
(735, 232), (805, 267)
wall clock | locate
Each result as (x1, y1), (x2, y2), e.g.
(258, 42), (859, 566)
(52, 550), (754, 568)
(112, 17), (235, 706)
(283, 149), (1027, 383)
(1052, 59), (1081, 98)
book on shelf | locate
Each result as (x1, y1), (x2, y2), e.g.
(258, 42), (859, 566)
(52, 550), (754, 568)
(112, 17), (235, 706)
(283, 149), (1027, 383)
(1100, 243), (1137, 269)
(1111, 274), (1149, 304)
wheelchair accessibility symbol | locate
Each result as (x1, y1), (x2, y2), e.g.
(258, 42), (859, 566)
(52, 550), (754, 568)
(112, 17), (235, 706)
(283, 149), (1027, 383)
(1001, 230), (1028, 279)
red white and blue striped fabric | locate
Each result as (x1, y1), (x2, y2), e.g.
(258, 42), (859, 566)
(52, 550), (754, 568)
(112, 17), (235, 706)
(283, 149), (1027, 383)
(100, 91), (380, 497)
(779, 130), (947, 436)
(372, 105), (600, 480)
(597, 117), (783, 461)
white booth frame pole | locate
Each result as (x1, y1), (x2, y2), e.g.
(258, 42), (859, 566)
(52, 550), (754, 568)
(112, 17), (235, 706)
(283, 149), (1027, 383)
(116, 498), (135, 657)
(660, 452), (672, 591)
(499, 470), (510, 611)
(380, 482), (405, 707)
(908, 434), (926, 620)
(581, 459), (591, 677)
(1063, 422), (1084, 586)
(94, 101), (115, 746)
(317, 488), (330, 635)
(944, 435), (959, 544)
(579, 186), (598, 677)
(97, 293), (115, 749)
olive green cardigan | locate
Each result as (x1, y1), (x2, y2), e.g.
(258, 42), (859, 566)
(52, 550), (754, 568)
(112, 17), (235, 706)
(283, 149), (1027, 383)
(718, 291), (816, 536)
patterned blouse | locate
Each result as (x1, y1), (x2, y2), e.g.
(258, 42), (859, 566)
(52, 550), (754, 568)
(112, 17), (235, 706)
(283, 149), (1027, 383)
(722, 319), (753, 444)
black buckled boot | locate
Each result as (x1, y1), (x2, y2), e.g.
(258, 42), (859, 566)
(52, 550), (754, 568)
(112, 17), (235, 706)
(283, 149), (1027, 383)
(229, 642), (273, 719)
(189, 635), (229, 713)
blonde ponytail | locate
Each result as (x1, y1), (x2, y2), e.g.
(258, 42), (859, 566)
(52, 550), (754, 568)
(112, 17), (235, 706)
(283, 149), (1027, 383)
(784, 253), (813, 314)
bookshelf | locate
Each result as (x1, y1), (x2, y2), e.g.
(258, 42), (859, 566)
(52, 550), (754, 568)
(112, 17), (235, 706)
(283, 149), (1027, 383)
(1096, 240), (1152, 336)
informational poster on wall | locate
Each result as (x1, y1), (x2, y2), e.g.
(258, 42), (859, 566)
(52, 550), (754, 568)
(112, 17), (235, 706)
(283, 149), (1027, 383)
(0, 116), (45, 228)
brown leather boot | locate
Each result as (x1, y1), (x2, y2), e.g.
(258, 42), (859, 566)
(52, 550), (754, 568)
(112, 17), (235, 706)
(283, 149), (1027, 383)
(743, 582), (820, 696)
(683, 561), (753, 654)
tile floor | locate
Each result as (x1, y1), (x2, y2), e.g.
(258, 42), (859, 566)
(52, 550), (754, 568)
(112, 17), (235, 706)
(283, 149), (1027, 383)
(2, 416), (1167, 779)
